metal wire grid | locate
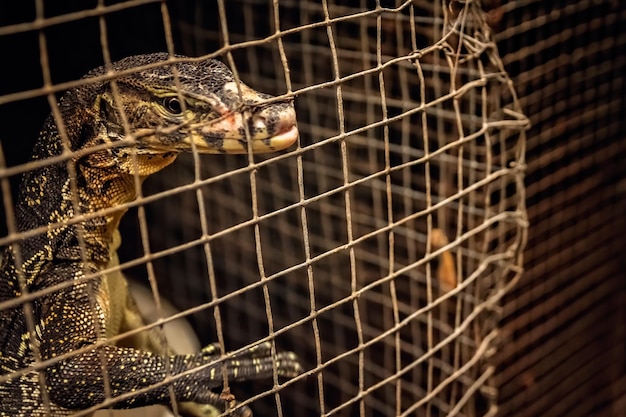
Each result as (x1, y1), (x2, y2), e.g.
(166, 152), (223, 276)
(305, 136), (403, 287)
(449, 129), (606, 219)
(485, 1), (626, 416)
(0, 1), (527, 416)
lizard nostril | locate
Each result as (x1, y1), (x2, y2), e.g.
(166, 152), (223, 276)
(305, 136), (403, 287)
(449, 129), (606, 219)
(254, 104), (296, 136)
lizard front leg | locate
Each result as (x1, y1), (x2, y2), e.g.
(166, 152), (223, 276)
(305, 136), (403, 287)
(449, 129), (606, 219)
(101, 231), (260, 417)
(36, 263), (301, 414)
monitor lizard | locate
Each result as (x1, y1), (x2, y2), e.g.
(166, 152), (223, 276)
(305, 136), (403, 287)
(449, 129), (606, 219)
(0, 53), (301, 417)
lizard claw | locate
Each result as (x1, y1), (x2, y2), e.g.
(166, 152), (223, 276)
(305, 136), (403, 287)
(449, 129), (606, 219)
(221, 350), (302, 381)
(174, 342), (302, 413)
(200, 343), (223, 358)
(274, 351), (302, 377)
(199, 342), (302, 377)
(223, 342), (302, 377)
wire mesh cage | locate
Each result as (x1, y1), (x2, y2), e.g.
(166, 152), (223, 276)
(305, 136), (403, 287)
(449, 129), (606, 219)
(0, 1), (549, 417)
(133, 2), (528, 416)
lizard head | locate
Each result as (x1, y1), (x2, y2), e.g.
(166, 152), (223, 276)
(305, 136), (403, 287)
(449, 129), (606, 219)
(82, 53), (297, 174)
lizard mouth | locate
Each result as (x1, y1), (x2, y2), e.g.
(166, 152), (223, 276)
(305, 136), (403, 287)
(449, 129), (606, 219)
(191, 104), (299, 154)
(183, 122), (298, 154)
(230, 124), (299, 153)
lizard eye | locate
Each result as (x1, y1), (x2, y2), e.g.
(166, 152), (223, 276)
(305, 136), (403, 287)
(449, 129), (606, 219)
(163, 97), (183, 115)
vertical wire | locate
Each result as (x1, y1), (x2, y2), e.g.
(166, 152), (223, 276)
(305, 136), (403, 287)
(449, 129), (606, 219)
(31, 0), (87, 413)
(477, 39), (496, 416)
(425, 12), (437, 417)
(206, 0), (237, 405)
(93, 3), (118, 413)
(320, 1), (366, 416)
(424, 2), (447, 415)
(374, 1), (402, 416)
(446, 4), (472, 412)
(272, 0), (292, 94)
(444, 2), (461, 409)
(363, 3), (395, 411)
(407, 2), (425, 402)
(257, 3), (298, 416)
(433, 0), (448, 236)
(361, 0), (387, 336)
(298, 4), (330, 414)
(462, 7), (480, 407)
(478, 52), (499, 416)
(359, 0), (389, 410)
(147, 1), (187, 413)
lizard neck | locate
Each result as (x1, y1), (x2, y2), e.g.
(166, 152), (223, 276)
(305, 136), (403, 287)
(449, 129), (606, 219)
(76, 163), (143, 260)
(14, 161), (136, 272)
(14, 89), (178, 274)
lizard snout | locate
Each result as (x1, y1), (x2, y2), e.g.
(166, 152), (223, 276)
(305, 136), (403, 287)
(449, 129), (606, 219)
(248, 101), (298, 142)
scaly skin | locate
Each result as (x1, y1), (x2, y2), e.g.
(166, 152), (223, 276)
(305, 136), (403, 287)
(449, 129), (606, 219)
(0, 53), (300, 416)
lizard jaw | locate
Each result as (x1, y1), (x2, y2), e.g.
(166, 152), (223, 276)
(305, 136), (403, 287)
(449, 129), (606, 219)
(183, 125), (299, 154)
(181, 122), (298, 154)
(223, 124), (299, 153)
(190, 103), (299, 154)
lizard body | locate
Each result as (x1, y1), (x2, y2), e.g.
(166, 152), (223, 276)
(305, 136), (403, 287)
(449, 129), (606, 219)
(0, 53), (300, 416)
